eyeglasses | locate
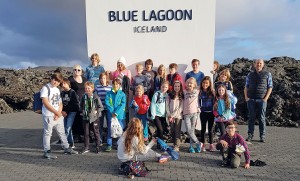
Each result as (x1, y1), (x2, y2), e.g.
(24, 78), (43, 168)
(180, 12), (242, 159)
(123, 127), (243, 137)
(226, 126), (236, 129)
(73, 69), (81, 72)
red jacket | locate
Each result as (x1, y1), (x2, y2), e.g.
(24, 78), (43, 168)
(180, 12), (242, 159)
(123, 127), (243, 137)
(167, 73), (183, 91)
(134, 95), (150, 114)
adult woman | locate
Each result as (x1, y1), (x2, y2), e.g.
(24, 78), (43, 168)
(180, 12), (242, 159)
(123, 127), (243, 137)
(85, 53), (105, 85)
(68, 64), (88, 143)
(110, 56), (132, 81)
(216, 121), (250, 169)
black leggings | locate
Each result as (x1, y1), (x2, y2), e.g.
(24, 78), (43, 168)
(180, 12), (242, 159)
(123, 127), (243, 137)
(200, 112), (215, 144)
(154, 116), (167, 140)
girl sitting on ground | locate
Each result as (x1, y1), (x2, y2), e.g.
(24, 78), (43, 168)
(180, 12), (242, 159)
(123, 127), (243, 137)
(117, 117), (169, 163)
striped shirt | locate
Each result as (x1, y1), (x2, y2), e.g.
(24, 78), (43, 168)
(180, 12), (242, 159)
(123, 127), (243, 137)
(95, 84), (112, 110)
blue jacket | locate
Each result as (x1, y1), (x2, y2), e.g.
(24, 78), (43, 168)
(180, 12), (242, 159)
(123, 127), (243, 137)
(105, 88), (126, 120)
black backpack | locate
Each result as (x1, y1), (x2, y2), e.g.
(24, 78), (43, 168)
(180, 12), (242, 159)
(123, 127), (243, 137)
(119, 161), (150, 177)
(33, 84), (50, 114)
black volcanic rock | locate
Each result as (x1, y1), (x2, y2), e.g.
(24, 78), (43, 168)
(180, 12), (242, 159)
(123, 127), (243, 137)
(0, 57), (299, 128)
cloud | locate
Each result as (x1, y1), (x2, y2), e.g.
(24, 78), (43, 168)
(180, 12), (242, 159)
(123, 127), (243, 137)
(215, 0), (300, 63)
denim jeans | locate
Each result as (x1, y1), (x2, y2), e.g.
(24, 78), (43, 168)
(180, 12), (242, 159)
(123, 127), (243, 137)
(99, 110), (108, 144)
(247, 99), (267, 138)
(136, 113), (148, 139)
(64, 112), (76, 145)
(107, 114), (125, 146)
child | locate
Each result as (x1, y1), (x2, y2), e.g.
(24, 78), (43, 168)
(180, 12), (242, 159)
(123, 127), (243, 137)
(166, 63), (183, 91)
(216, 121), (250, 169)
(199, 76), (215, 152)
(183, 77), (203, 153)
(131, 64), (151, 95)
(105, 78), (127, 152)
(95, 72), (112, 146)
(213, 84), (236, 136)
(80, 81), (104, 154)
(166, 81), (184, 152)
(211, 60), (220, 83)
(85, 53), (105, 86)
(185, 59), (205, 87)
(214, 69), (233, 92)
(61, 78), (80, 148)
(117, 118), (169, 163)
(130, 85), (150, 141)
(150, 81), (169, 146)
(142, 59), (157, 99)
(41, 73), (78, 159)
(154, 64), (166, 92)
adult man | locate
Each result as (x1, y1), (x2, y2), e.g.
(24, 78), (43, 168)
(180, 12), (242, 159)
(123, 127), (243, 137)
(244, 59), (273, 143)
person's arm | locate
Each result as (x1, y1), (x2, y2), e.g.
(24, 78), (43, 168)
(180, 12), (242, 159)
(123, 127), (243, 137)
(42, 98), (62, 118)
(244, 75), (250, 101)
(105, 92), (114, 114)
(263, 88), (272, 102)
(238, 135), (251, 169)
(165, 96), (172, 120)
(150, 93), (157, 119)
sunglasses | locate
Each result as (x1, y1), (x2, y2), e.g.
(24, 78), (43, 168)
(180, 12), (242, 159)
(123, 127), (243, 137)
(73, 69), (81, 72)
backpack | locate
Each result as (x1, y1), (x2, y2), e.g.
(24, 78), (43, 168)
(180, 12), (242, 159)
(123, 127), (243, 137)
(33, 84), (50, 114)
(119, 161), (150, 177)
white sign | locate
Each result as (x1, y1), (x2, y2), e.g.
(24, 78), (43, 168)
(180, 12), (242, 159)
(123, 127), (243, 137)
(85, 0), (216, 77)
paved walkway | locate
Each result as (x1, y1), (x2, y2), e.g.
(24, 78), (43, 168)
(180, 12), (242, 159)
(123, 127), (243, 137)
(0, 111), (299, 181)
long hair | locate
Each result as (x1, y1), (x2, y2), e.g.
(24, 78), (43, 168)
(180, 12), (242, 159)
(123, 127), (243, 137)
(169, 81), (184, 100)
(124, 118), (145, 154)
(199, 76), (214, 98)
(157, 64), (166, 79)
(215, 84), (230, 110)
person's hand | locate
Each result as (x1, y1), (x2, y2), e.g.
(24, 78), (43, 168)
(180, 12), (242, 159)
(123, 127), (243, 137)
(263, 98), (268, 102)
(133, 101), (138, 107)
(219, 140), (228, 148)
(61, 111), (67, 117)
(55, 112), (62, 120)
(168, 116), (174, 123)
(245, 97), (250, 102)
(244, 163), (250, 169)
(151, 138), (157, 143)
(54, 115), (59, 120)
(94, 111), (97, 114)
(112, 113), (117, 117)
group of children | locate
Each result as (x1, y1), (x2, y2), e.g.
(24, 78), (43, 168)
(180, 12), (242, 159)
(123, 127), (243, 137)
(40, 56), (250, 169)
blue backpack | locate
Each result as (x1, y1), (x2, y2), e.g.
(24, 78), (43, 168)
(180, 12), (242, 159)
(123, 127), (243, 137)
(33, 84), (50, 114)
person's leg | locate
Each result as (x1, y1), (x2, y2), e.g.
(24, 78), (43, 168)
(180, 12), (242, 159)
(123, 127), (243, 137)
(257, 99), (267, 141)
(216, 142), (229, 166)
(155, 116), (164, 140)
(217, 122), (226, 136)
(82, 121), (90, 150)
(42, 116), (54, 152)
(230, 152), (241, 168)
(207, 113), (215, 144)
(247, 99), (256, 140)
(141, 114), (149, 140)
(106, 114), (113, 147)
(200, 112), (208, 144)
(135, 149), (161, 162)
(54, 116), (69, 149)
(186, 113), (200, 144)
(98, 110), (107, 145)
(65, 112), (76, 145)
(174, 118), (182, 148)
(91, 120), (101, 147)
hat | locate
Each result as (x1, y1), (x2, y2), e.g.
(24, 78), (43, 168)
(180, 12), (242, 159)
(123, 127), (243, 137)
(117, 56), (126, 66)
(73, 64), (82, 70)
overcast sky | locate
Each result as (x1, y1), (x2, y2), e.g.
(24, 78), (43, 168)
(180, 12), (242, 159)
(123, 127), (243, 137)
(0, 0), (299, 68)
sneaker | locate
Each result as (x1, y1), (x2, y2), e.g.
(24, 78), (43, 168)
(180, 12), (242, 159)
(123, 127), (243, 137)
(70, 143), (75, 149)
(209, 144), (215, 152)
(195, 143), (203, 153)
(96, 146), (101, 154)
(127, 175), (135, 179)
(158, 155), (170, 163)
(80, 148), (90, 154)
(246, 134), (253, 142)
(189, 145), (195, 153)
(105, 146), (112, 152)
(43, 150), (57, 159)
(260, 137), (266, 143)
(202, 144), (206, 152)
(64, 147), (78, 155)
(174, 146), (180, 152)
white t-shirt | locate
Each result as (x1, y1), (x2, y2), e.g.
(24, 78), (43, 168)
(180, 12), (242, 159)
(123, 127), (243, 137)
(40, 83), (62, 117)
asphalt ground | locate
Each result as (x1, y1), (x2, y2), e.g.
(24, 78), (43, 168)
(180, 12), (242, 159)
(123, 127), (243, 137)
(0, 111), (299, 181)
